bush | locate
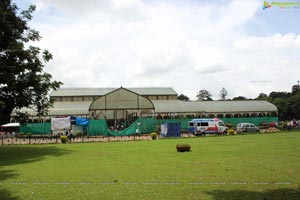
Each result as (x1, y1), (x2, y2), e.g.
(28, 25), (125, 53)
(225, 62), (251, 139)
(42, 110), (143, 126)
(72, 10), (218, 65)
(150, 132), (157, 140)
(155, 125), (161, 134)
(228, 129), (235, 135)
(76, 131), (82, 137)
(176, 144), (191, 152)
(60, 136), (68, 143)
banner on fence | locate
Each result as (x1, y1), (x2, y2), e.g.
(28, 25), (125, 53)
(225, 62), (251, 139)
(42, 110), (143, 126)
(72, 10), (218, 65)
(51, 117), (71, 131)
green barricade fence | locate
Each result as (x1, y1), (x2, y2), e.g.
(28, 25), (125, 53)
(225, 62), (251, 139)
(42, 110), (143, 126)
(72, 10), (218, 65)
(221, 117), (278, 126)
(20, 116), (278, 136)
(87, 120), (108, 136)
(20, 120), (109, 136)
(107, 118), (152, 136)
(107, 118), (194, 136)
(20, 123), (51, 135)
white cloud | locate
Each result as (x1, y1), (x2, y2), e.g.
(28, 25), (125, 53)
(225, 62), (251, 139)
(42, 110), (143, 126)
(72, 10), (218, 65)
(216, 0), (260, 28)
(32, 0), (112, 13)
(21, 0), (299, 100)
(234, 33), (300, 51)
(188, 45), (230, 74)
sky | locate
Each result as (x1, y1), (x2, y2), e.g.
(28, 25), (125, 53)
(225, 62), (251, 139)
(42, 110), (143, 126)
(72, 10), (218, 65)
(12, 0), (300, 100)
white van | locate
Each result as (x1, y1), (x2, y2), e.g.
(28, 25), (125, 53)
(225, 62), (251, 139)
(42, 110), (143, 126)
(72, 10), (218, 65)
(188, 118), (228, 136)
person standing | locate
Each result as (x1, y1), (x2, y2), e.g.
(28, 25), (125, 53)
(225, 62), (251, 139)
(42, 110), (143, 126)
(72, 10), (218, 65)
(64, 129), (68, 136)
(68, 129), (73, 142)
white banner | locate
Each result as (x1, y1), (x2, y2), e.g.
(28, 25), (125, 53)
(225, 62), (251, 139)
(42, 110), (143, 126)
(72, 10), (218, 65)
(51, 117), (71, 131)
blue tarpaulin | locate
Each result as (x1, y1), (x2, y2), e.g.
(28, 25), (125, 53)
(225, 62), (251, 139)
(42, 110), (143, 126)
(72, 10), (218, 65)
(75, 118), (89, 126)
(161, 122), (181, 137)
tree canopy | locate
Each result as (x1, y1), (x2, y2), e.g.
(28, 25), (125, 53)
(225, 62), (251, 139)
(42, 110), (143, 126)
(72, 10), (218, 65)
(219, 87), (228, 100)
(0, 0), (62, 124)
(232, 96), (248, 101)
(177, 94), (189, 101)
(292, 83), (300, 95)
(254, 83), (300, 120)
(196, 89), (212, 101)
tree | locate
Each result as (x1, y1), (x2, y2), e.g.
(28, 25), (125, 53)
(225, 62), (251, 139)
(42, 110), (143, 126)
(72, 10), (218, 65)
(219, 87), (228, 100)
(232, 96), (247, 101)
(256, 93), (268, 100)
(269, 91), (291, 100)
(288, 93), (300, 119)
(0, 0), (62, 124)
(291, 83), (300, 95)
(196, 89), (212, 101)
(177, 94), (189, 101)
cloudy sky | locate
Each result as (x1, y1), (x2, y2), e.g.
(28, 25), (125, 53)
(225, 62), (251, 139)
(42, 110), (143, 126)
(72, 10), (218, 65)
(13, 0), (300, 100)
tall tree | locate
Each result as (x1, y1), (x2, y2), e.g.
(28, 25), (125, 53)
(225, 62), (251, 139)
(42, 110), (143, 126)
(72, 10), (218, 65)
(291, 83), (300, 95)
(256, 93), (268, 100)
(177, 94), (189, 101)
(0, 0), (62, 124)
(219, 87), (228, 100)
(196, 89), (212, 101)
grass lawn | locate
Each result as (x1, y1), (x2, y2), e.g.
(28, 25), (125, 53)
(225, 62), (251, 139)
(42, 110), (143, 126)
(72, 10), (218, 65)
(0, 131), (300, 200)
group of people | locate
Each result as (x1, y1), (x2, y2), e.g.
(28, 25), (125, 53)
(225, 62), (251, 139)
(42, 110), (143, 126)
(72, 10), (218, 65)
(64, 128), (74, 141)
(282, 119), (300, 130)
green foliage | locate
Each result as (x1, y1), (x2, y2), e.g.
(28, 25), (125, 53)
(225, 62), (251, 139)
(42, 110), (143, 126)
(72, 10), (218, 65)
(292, 84), (300, 95)
(177, 94), (189, 101)
(256, 93), (268, 100)
(219, 87), (228, 100)
(155, 125), (161, 134)
(176, 144), (191, 152)
(232, 96), (247, 100)
(60, 136), (68, 143)
(76, 131), (82, 137)
(196, 89), (212, 101)
(150, 132), (157, 140)
(0, 0), (62, 124)
(267, 90), (300, 120)
(228, 129), (235, 135)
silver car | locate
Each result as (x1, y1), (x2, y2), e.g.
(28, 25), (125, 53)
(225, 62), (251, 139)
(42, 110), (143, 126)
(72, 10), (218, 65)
(236, 123), (260, 133)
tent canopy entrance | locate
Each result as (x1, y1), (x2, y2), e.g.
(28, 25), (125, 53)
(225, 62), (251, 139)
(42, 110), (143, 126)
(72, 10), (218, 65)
(1, 123), (20, 127)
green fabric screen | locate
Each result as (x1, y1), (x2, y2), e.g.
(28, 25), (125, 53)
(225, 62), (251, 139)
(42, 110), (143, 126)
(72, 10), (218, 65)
(20, 117), (278, 136)
(88, 120), (108, 136)
(221, 117), (278, 126)
(20, 123), (51, 135)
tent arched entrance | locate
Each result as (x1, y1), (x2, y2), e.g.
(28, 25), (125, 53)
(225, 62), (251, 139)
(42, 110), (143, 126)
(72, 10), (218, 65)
(89, 88), (154, 126)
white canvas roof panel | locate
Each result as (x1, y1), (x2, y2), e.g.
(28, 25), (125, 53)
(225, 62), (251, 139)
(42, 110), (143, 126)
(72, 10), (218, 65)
(152, 100), (277, 113)
(51, 87), (178, 97)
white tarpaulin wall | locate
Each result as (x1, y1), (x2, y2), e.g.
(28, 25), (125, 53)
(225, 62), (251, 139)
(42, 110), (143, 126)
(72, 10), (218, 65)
(51, 117), (71, 131)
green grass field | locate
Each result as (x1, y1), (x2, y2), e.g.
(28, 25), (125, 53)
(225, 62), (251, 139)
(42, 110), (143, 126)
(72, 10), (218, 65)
(0, 132), (300, 200)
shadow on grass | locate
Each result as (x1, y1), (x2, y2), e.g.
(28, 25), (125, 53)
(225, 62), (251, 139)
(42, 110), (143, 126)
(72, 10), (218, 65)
(0, 146), (72, 200)
(0, 146), (72, 182)
(0, 146), (72, 167)
(0, 169), (17, 181)
(0, 188), (20, 200)
(206, 188), (300, 200)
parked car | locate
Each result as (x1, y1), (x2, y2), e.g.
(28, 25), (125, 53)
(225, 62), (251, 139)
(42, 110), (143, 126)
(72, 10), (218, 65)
(236, 123), (260, 133)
